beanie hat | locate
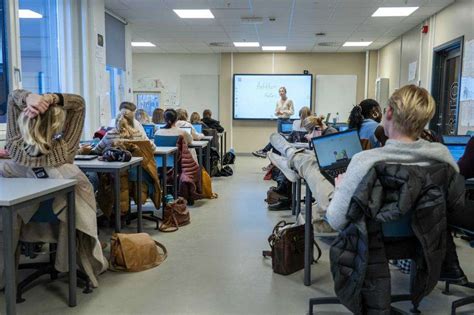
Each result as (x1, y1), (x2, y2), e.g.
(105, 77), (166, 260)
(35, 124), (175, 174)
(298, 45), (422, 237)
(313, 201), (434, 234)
(119, 101), (136, 112)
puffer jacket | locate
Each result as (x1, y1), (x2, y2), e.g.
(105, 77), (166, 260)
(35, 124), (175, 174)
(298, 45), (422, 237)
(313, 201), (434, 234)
(176, 136), (203, 203)
(330, 162), (465, 314)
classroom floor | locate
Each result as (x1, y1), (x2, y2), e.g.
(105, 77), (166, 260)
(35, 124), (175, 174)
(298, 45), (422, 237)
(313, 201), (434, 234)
(2, 156), (474, 314)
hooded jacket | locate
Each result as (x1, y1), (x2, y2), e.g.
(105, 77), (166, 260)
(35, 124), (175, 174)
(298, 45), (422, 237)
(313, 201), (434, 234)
(330, 162), (465, 314)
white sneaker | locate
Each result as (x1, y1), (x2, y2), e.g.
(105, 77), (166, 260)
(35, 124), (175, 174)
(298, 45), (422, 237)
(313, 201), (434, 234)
(268, 152), (299, 183)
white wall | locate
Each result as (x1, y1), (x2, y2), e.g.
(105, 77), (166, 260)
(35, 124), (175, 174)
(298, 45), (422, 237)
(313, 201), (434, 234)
(132, 53), (220, 114)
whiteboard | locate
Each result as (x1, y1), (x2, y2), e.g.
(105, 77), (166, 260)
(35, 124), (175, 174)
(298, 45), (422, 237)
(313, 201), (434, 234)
(180, 75), (219, 117)
(315, 75), (357, 122)
(233, 74), (312, 120)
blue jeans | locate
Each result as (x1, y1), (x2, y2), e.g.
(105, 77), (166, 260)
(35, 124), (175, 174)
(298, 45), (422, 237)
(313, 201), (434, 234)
(277, 118), (290, 133)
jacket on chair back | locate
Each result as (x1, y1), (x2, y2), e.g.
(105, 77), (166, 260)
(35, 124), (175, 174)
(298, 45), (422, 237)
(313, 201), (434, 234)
(330, 162), (465, 314)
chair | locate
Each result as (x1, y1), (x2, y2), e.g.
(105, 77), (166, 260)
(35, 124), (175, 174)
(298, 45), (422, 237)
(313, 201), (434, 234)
(154, 135), (179, 197)
(309, 212), (421, 315)
(442, 225), (474, 315)
(17, 199), (92, 303)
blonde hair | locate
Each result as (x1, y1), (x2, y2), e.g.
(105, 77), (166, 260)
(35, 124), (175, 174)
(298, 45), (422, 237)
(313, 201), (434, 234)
(18, 106), (66, 156)
(115, 108), (137, 138)
(176, 108), (189, 121)
(135, 109), (151, 124)
(303, 115), (324, 132)
(387, 85), (436, 138)
(190, 112), (201, 124)
(299, 106), (312, 128)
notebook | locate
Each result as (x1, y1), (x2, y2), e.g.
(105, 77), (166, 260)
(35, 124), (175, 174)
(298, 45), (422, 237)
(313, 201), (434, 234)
(74, 155), (98, 161)
(312, 129), (363, 185)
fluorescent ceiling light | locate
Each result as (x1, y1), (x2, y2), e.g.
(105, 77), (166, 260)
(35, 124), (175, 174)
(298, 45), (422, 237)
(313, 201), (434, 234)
(234, 42), (260, 47)
(19, 9), (43, 19)
(262, 46), (287, 51)
(173, 9), (214, 19)
(372, 7), (419, 17)
(343, 41), (373, 47)
(131, 42), (156, 47)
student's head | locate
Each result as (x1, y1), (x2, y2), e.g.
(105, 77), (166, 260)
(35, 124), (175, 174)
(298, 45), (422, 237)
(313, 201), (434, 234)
(152, 108), (164, 124)
(298, 106), (311, 128)
(119, 101), (137, 112)
(190, 112), (201, 124)
(18, 105), (66, 156)
(176, 108), (188, 121)
(135, 109), (150, 124)
(383, 85), (436, 140)
(115, 108), (136, 137)
(303, 115), (326, 132)
(164, 109), (178, 128)
(348, 99), (382, 130)
(279, 87), (287, 98)
(203, 109), (212, 119)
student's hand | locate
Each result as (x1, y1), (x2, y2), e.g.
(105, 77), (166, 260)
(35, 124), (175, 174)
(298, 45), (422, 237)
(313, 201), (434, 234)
(335, 173), (345, 188)
(25, 94), (50, 118)
(0, 149), (9, 158)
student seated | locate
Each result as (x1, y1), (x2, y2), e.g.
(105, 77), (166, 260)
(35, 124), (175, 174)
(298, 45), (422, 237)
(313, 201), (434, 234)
(135, 108), (151, 124)
(202, 109), (224, 133)
(0, 89), (108, 287)
(155, 109), (193, 145)
(190, 111), (209, 129)
(459, 136), (474, 179)
(110, 102), (148, 139)
(152, 108), (165, 124)
(176, 109), (204, 140)
(292, 106), (311, 132)
(348, 99), (383, 148)
(93, 106), (155, 155)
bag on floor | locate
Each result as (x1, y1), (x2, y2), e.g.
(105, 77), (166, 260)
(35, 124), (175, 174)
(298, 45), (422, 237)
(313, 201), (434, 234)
(262, 221), (321, 275)
(110, 233), (167, 272)
(159, 197), (190, 232)
(202, 170), (218, 199)
(222, 151), (235, 165)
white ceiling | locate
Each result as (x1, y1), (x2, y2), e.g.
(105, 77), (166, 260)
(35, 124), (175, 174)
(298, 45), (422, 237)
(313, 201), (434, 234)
(104, 0), (454, 53)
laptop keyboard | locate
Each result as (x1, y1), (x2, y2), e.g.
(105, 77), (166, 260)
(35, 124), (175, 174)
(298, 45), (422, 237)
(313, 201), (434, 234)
(326, 167), (347, 179)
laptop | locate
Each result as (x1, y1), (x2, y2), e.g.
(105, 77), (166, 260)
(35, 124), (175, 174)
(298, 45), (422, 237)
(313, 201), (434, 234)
(279, 121), (293, 134)
(443, 135), (471, 145)
(338, 125), (349, 132)
(180, 127), (192, 135)
(193, 124), (203, 133)
(312, 129), (363, 185)
(142, 124), (156, 139)
(74, 155), (98, 161)
(447, 144), (466, 162)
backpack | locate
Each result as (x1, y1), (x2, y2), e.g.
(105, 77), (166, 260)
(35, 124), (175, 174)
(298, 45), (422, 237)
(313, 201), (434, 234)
(223, 150), (235, 165)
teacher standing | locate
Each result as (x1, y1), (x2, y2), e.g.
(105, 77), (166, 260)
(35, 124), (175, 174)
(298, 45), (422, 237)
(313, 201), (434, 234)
(275, 87), (294, 132)
(252, 87), (295, 158)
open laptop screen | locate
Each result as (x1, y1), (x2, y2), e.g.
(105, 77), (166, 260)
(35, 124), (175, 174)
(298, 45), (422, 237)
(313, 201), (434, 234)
(280, 122), (293, 134)
(193, 124), (203, 133)
(312, 130), (362, 168)
(142, 124), (155, 139)
(443, 135), (470, 145)
(447, 144), (466, 162)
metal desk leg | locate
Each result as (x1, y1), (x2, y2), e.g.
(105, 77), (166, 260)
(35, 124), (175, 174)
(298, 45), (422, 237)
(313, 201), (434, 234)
(206, 144), (211, 173)
(224, 132), (227, 155)
(291, 182), (297, 215)
(162, 154), (168, 213)
(296, 178), (302, 217)
(197, 147), (203, 189)
(136, 165), (143, 233)
(304, 183), (313, 286)
(220, 134), (224, 165)
(173, 151), (178, 199)
(67, 190), (77, 307)
(2, 206), (16, 315)
(114, 170), (121, 233)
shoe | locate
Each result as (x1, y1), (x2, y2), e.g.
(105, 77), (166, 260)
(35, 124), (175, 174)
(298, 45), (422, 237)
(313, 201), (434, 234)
(268, 152), (299, 182)
(252, 150), (267, 158)
(268, 200), (291, 211)
(314, 219), (336, 234)
(440, 264), (468, 284)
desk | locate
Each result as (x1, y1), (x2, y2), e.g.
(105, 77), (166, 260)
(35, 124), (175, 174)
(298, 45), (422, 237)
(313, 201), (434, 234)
(218, 132), (227, 164)
(202, 135), (214, 142)
(154, 147), (178, 210)
(75, 157), (143, 233)
(189, 141), (210, 174)
(0, 178), (77, 315)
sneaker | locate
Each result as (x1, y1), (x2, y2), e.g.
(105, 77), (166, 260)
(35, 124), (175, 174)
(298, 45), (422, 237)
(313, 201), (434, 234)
(313, 219), (336, 234)
(252, 150), (267, 158)
(268, 152), (299, 182)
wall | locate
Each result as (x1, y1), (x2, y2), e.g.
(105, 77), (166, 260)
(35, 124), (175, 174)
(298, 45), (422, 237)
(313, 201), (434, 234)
(219, 52), (367, 153)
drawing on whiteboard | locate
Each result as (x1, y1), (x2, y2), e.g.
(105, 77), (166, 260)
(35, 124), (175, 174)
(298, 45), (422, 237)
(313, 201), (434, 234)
(136, 77), (165, 90)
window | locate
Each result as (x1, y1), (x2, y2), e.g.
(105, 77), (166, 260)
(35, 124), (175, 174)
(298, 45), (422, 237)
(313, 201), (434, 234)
(19, 0), (60, 93)
(134, 91), (161, 116)
(0, 0), (8, 123)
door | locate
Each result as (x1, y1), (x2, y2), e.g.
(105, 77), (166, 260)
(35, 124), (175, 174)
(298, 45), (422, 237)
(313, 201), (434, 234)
(431, 37), (463, 135)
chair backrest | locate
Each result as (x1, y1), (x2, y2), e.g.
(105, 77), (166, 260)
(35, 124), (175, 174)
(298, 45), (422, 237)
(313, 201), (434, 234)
(193, 124), (203, 133)
(154, 135), (179, 147)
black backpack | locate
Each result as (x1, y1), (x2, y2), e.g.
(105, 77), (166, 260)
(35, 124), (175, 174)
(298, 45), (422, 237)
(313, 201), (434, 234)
(222, 151), (235, 165)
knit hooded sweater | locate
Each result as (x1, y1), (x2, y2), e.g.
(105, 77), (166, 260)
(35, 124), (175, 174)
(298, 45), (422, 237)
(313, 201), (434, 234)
(6, 89), (85, 168)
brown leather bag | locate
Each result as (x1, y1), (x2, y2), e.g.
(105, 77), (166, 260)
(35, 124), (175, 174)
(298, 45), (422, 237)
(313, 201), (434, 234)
(159, 197), (190, 232)
(262, 221), (322, 275)
(110, 233), (167, 272)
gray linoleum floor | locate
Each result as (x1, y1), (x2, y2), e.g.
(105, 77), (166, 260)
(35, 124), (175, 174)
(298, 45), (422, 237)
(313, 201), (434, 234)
(2, 156), (474, 314)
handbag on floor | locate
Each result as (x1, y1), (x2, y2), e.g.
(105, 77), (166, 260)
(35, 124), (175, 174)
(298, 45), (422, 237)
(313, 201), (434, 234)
(110, 233), (167, 272)
(262, 221), (322, 275)
(202, 170), (218, 199)
(159, 197), (191, 232)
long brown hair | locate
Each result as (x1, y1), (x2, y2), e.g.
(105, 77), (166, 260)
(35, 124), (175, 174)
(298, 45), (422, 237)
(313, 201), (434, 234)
(299, 106), (311, 128)
(152, 108), (164, 124)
